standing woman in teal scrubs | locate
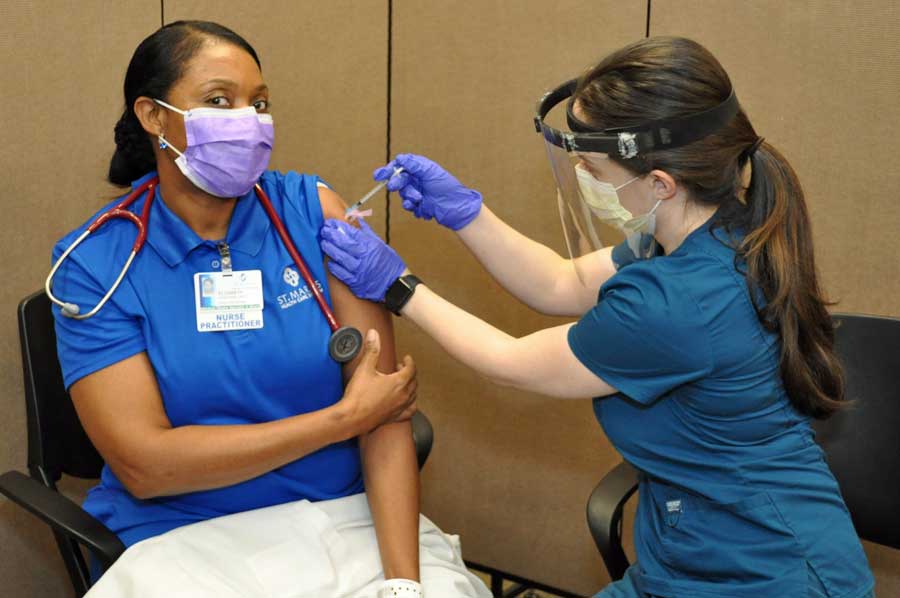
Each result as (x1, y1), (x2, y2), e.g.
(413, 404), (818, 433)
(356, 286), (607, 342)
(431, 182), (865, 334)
(321, 37), (876, 597)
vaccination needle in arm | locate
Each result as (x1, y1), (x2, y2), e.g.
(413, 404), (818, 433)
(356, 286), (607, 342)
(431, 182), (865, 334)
(345, 167), (404, 220)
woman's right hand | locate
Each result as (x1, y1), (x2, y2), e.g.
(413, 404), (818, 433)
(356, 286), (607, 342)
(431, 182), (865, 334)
(375, 153), (483, 231)
(339, 329), (418, 435)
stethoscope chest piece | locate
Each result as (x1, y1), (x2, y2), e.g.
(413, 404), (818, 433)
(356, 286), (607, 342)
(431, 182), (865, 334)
(329, 326), (363, 363)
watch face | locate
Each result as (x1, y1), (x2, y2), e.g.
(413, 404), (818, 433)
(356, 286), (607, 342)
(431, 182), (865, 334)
(385, 277), (412, 314)
(385, 275), (421, 315)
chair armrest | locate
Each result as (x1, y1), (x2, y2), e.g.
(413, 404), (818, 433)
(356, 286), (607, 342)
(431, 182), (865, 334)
(0, 470), (125, 568)
(411, 411), (434, 470)
(586, 461), (640, 582)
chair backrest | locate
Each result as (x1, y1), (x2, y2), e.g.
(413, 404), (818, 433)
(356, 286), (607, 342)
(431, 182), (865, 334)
(812, 313), (900, 550)
(18, 291), (103, 484)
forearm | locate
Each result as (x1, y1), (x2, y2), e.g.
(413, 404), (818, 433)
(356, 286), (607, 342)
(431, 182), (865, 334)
(458, 206), (568, 312)
(401, 285), (607, 399)
(401, 282), (519, 388)
(361, 421), (420, 581)
(319, 226), (420, 580)
(126, 404), (358, 498)
(458, 205), (602, 315)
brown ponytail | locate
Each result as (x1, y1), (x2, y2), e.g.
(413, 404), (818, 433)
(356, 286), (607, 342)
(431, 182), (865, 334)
(740, 142), (844, 418)
(576, 36), (844, 418)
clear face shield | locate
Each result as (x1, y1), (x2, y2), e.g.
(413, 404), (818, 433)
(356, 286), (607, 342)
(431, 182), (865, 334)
(542, 133), (653, 287)
(533, 79), (740, 287)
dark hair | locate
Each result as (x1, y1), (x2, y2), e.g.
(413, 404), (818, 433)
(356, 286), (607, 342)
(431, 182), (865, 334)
(576, 36), (844, 418)
(108, 21), (261, 186)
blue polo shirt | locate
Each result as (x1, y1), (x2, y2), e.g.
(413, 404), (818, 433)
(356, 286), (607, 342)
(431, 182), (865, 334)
(569, 220), (874, 598)
(51, 170), (363, 547)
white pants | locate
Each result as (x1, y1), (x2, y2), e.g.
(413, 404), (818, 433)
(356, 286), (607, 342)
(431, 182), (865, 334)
(85, 492), (491, 598)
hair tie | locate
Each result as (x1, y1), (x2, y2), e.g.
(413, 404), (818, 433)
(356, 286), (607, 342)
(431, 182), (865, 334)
(747, 136), (765, 157)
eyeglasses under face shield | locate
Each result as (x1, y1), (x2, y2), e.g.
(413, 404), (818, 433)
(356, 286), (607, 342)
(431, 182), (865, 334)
(533, 78), (740, 288)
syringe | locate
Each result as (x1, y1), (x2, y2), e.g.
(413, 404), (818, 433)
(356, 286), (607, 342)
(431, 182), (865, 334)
(344, 167), (404, 218)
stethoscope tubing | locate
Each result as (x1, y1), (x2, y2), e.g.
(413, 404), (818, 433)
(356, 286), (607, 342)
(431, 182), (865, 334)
(46, 177), (355, 359)
(253, 183), (340, 332)
(46, 178), (156, 319)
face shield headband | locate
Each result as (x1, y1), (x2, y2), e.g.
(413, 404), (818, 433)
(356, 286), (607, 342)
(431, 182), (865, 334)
(533, 78), (739, 158)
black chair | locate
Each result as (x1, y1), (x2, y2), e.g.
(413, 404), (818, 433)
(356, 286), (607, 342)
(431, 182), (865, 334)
(585, 312), (900, 582)
(0, 290), (435, 597)
(811, 314), (900, 550)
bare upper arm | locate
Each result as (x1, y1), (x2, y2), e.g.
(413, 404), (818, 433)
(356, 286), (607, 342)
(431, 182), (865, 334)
(69, 352), (172, 493)
(498, 323), (618, 399)
(319, 186), (350, 223)
(553, 248), (617, 316)
(318, 187), (400, 380)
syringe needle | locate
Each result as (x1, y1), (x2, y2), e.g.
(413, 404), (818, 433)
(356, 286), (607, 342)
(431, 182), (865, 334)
(344, 167), (404, 217)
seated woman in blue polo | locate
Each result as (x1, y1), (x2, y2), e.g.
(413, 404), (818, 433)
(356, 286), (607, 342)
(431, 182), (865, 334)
(49, 20), (489, 598)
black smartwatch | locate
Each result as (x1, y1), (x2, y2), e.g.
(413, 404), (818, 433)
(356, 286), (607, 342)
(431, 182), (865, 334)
(384, 274), (422, 315)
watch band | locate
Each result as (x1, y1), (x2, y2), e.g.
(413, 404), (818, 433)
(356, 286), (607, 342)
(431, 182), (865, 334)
(384, 274), (422, 316)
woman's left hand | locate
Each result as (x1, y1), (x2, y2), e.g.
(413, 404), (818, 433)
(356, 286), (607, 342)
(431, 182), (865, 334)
(320, 219), (407, 302)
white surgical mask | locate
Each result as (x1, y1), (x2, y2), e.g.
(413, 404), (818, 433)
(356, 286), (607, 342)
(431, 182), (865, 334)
(575, 163), (662, 236)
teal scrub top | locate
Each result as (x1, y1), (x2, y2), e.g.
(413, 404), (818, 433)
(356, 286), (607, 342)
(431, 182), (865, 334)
(569, 222), (874, 598)
(51, 170), (363, 547)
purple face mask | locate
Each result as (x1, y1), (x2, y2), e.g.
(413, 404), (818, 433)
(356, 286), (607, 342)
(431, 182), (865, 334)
(155, 99), (274, 198)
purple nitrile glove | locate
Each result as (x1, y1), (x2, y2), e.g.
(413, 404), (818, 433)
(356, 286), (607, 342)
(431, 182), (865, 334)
(320, 219), (407, 302)
(374, 153), (483, 231)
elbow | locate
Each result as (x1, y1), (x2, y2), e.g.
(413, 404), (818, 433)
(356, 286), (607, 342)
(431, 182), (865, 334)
(482, 339), (550, 393)
(492, 373), (536, 393)
(522, 298), (557, 317)
(363, 419), (414, 447)
(522, 291), (578, 318)
(126, 481), (159, 501)
(486, 370), (518, 389)
(360, 420), (418, 469)
(110, 453), (170, 500)
(518, 283), (568, 316)
(115, 465), (157, 500)
(483, 353), (529, 390)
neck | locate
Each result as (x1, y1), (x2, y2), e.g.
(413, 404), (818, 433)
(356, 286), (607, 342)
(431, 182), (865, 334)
(654, 199), (718, 255)
(156, 155), (236, 240)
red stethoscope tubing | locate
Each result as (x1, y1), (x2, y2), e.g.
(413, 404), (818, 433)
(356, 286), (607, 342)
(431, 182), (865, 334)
(58, 176), (342, 332)
(254, 183), (340, 332)
(45, 178), (159, 320)
(89, 177), (157, 251)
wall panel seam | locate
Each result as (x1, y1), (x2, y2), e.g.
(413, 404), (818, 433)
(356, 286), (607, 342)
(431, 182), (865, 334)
(646, 0), (652, 37)
(385, 0), (393, 244)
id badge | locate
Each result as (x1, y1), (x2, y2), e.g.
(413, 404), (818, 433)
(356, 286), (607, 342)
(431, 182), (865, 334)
(193, 270), (264, 332)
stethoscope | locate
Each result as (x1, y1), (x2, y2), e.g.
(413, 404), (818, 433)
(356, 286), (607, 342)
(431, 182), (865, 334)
(45, 176), (363, 363)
